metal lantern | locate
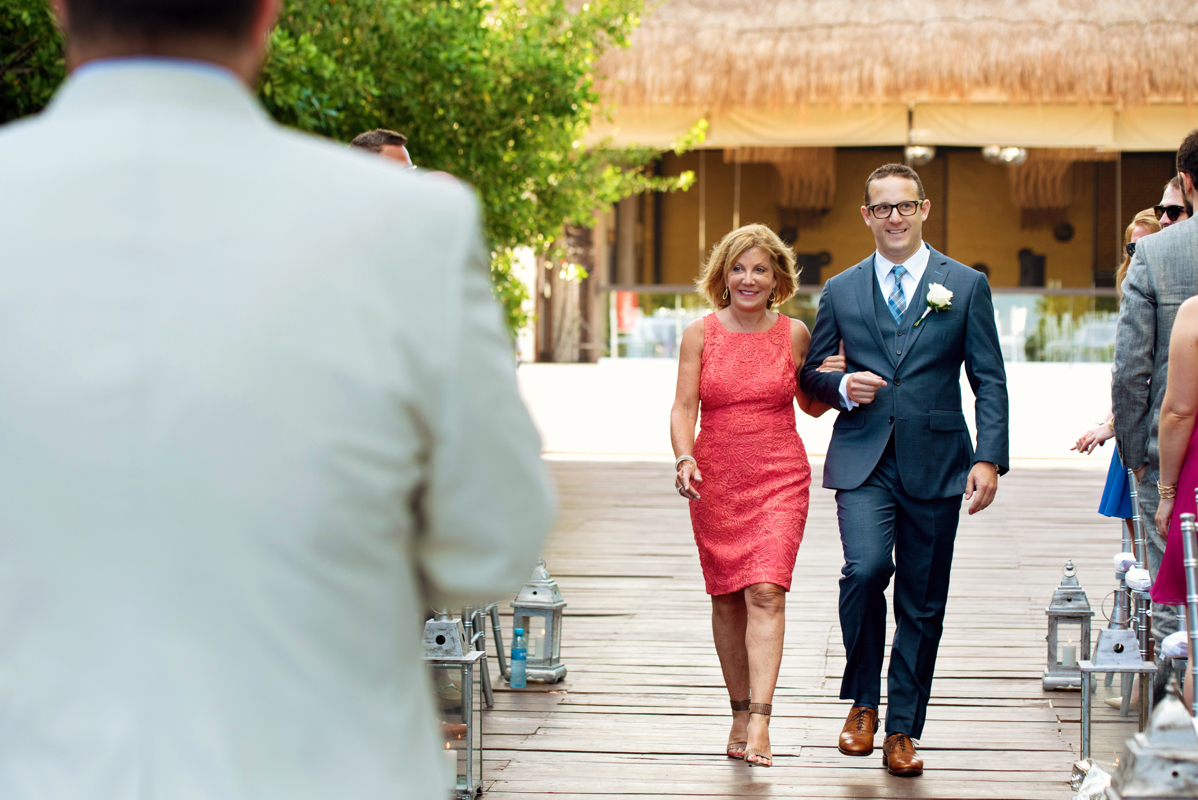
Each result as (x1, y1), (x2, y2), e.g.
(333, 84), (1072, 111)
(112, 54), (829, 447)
(1045, 560), (1095, 691)
(423, 611), (485, 799)
(1079, 627), (1156, 761)
(1107, 678), (1198, 800)
(507, 558), (567, 684)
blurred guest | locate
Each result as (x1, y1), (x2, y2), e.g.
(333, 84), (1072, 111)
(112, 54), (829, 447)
(1157, 176), (1193, 229)
(1073, 208), (1160, 708)
(350, 128), (414, 168)
(1149, 294), (1198, 711)
(0, 0), (553, 797)
(1073, 209), (1161, 472)
(1113, 127), (1198, 700)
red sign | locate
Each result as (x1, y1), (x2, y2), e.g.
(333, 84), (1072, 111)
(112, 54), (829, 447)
(616, 291), (639, 333)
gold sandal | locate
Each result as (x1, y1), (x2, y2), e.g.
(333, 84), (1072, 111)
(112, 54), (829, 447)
(727, 699), (750, 758)
(743, 703), (773, 767)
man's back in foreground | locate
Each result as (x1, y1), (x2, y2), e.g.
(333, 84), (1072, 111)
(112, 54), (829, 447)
(0, 1), (553, 796)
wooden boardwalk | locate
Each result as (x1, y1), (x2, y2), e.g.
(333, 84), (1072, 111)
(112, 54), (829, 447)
(481, 459), (1121, 800)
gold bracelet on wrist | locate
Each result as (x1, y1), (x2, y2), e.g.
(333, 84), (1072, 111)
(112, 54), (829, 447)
(1157, 481), (1178, 499)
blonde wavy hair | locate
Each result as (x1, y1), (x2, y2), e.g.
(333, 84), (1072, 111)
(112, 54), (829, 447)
(696, 224), (798, 309)
(1116, 208), (1161, 299)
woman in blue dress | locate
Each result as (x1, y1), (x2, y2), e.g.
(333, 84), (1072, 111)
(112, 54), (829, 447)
(1073, 209), (1160, 528)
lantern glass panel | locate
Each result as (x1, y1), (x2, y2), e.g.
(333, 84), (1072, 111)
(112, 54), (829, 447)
(1085, 676), (1139, 772)
(516, 612), (548, 661)
(1054, 621), (1085, 665)
(432, 661), (483, 796)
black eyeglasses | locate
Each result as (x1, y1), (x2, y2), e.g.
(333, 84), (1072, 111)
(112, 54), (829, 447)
(1126, 241), (1137, 257)
(866, 201), (921, 219)
(1154, 204), (1187, 222)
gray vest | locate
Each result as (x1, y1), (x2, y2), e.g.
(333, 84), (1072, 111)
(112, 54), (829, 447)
(872, 265), (932, 361)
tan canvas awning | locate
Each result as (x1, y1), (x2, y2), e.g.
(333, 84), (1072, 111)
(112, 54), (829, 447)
(589, 103), (1198, 152)
(587, 104), (909, 149)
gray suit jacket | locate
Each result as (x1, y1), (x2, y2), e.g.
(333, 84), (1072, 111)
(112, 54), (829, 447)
(1113, 217), (1198, 473)
(799, 247), (1009, 499)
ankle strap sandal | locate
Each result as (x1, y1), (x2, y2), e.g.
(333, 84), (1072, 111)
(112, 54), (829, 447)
(744, 704), (773, 767)
(726, 698), (751, 758)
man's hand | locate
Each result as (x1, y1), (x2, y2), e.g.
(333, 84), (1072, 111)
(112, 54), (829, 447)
(964, 462), (998, 515)
(1156, 496), (1175, 540)
(845, 372), (887, 405)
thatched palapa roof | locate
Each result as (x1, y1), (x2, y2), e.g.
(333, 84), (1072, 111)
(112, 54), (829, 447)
(597, 1), (1198, 109)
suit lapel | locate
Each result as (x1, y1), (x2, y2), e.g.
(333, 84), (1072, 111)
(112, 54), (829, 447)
(852, 256), (893, 367)
(894, 248), (949, 370)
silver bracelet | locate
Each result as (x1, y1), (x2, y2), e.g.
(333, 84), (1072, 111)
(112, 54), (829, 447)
(675, 455), (697, 470)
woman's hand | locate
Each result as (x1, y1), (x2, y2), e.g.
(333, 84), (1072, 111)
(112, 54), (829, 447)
(1071, 423), (1114, 455)
(1157, 495), (1175, 540)
(676, 460), (703, 500)
(818, 341), (846, 373)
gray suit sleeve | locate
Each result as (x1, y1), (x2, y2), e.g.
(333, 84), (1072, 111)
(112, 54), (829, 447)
(1113, 252), (1155, 471)
(962, 274), (1009, 473)
(417, 193), (555, 609)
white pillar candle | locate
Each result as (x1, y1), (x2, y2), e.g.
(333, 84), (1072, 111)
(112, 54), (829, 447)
(1061, 643), (1078, 667)
(443, 745), (458, 789)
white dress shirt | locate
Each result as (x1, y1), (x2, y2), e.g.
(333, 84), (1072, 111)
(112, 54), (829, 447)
(838, 242), (930, 409)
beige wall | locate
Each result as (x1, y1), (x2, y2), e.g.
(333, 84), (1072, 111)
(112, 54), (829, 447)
(646, 147), (1178, 290)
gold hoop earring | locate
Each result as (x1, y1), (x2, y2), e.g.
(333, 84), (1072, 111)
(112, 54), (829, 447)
(768, 290), (777, 306)
(722, 287), (729, 301)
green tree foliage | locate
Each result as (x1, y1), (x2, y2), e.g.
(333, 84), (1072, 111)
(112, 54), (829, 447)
(0, 0), (66, 124)
(262, 0), (697, 335)
(0, 0), (698, 335)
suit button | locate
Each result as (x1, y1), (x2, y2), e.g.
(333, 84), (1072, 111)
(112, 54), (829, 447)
(889, 416), (895, 424)
(896, 350), (902, 355)
(894, 378), (901, 386)
(898, 331), (905, 336)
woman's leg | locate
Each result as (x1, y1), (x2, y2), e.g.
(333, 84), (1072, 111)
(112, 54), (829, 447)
(744, 582), (786, 762)
(711, 591), (750, 753)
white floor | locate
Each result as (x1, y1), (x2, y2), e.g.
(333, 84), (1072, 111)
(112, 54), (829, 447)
(518, 359), (1116, 467)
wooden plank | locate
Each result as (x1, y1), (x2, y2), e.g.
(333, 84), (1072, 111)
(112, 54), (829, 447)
(473, 461), (1120, 797)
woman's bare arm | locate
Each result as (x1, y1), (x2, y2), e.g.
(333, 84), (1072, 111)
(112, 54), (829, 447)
(791, 319), (834, 417)
(1156, 297), (1198, 535)
(670, 319), (705, 499)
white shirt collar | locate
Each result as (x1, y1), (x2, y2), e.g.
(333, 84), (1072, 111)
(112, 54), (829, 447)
(72, 57), (242, 87)
(874, 242), (930, 294)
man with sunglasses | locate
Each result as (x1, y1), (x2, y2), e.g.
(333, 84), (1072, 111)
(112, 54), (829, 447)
(1155, 176), (1192, 230)
(1114, 129), (1198, 705)
(800, 163), (1008, 776)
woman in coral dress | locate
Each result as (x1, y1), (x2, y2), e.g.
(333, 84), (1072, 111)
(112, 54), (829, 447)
(1150, 294), (1198, 711)
(670, 224), (839, 767)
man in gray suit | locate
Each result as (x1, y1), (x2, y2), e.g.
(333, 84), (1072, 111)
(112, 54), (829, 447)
(800, 164), (1009, 776)
(1113, 128), (1198, 688)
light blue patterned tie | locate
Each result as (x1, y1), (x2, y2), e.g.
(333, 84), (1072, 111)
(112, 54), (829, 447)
(887, 264), (908, 323)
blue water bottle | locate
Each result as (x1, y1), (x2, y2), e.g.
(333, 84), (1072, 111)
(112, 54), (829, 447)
(509, 627), (527, 689)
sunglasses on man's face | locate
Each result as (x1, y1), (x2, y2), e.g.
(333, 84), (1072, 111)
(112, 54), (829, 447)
(1154, 204), (1187, 222)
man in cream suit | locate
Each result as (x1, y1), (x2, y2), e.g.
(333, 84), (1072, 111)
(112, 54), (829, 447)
(0, 0), (553, 797)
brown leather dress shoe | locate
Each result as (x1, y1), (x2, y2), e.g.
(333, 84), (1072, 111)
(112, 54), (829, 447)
(837, 705), (878, 756)
(882, 733), (924, 776)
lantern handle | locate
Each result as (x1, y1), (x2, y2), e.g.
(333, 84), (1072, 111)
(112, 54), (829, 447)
(1062, 560), (1077, 578)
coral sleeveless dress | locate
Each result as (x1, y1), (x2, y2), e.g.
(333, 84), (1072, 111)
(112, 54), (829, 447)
(1151, 422), (1198, 605)
(689, 313), (811, 595)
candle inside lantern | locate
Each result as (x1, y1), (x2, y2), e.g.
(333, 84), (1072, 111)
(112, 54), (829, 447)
(442, 742), (458, 789)
(1061, 641), (1078, 667)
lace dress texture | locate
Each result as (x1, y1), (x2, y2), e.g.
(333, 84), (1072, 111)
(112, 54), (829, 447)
(689, 312), (811, 595)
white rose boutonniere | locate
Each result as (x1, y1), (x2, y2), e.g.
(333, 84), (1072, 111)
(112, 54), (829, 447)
(913, 283), (952, 327)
